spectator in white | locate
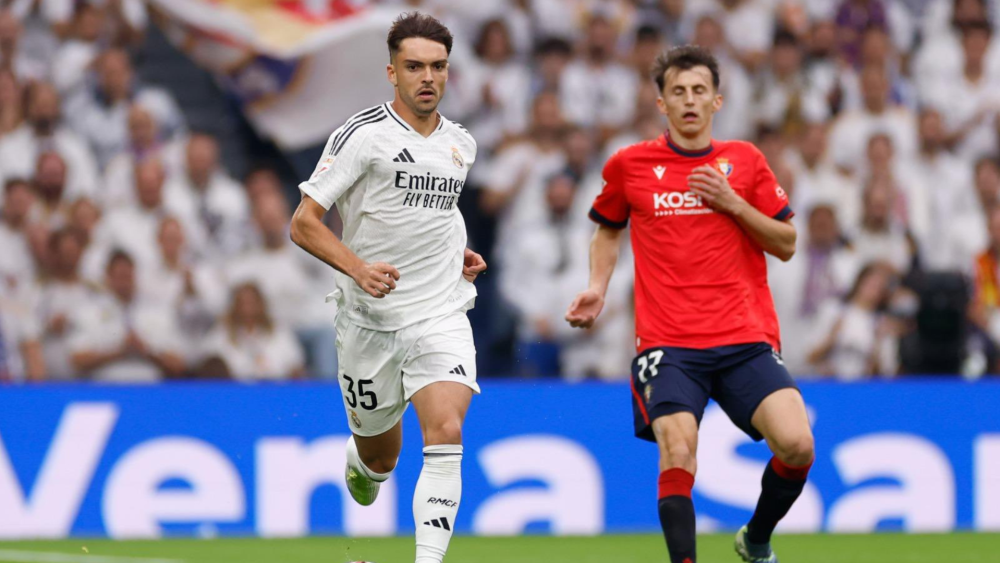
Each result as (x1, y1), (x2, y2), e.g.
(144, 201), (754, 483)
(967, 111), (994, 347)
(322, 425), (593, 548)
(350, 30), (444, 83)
(803, 19), (844, 115)
(86, 159), (200, 281)
(36, 227), (91, 379)
(852, 173), (916, 274)
(0, 272), (44, 381)
(914, 0), (998, 99)
(102, 104), (185, 208)
(500, 173), (587, 376)
(0, 9), (45, 81)
(768, 203), (860, 375)
(529, 37), (572, 96)
(559, 13), (637, 141)
(754, 29), (830, 137)
(226, 192), (337, 379)
(634, 0), (686, 43)
(142, 216), (226, 348)
(201, 282), (305, 381)
(0, 81), (99, 200)
(860, 132), (931, 244)
(29, 151), (73, 229)
(922, 20), (1000, 160)
(169, 133), (250, 256)
(45, 0), (147, 47)
(807, 262), (900, 379)
(457, 18), (530, 150)
(67, 48), (184, 166)
(692, 0), (775, 72)
(0, 178), (36, 285)
(690, 13), (754, 140)
(828, 63), (918, 175)
(786, 122), (861, 228)
(68, 250), (186, 382)
(0, 69), (22, 135)
(481, 90), (567, 252)
(913, 107), (981, 271)
(838, 26), (919, 113)
(50, 3), (104, 96)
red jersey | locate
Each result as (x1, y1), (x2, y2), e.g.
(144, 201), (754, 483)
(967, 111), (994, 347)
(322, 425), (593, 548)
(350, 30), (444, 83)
(590, 134), (793, 352)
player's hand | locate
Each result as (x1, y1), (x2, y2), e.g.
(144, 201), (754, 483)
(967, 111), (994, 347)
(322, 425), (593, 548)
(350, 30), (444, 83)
(463, 248), (487, 282)
(687, 165), (747, 216)
(566, 288), (605, 329)
(351, 261), (400, 299)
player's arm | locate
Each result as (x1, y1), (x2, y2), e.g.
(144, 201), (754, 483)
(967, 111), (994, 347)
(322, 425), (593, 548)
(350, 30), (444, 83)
(688, 165), (797, 261)
(290, 196), (399, 299)
(566, 225), (626, 328)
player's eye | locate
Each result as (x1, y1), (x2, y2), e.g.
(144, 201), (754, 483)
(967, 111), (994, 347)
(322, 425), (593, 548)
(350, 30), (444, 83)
(407, 64), (418, 71)
(435, 63), (445, 70)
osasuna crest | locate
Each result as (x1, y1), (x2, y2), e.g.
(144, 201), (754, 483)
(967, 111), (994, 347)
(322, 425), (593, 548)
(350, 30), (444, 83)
(716, 158), (733, 177)
(451, 147), (464, 169)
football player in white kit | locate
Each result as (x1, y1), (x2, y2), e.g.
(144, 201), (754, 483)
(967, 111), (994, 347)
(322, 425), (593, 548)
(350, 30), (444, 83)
(290, 12), (486, 563)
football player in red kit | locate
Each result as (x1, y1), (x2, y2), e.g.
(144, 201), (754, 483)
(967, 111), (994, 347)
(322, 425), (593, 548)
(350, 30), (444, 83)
(566, 46), (815, 563)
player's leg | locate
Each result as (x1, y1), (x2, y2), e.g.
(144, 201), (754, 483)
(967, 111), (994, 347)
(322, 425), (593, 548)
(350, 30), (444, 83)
(745, 388), (814, 545)
(337, 318), (407, 506)
(711, 345), (812, 562)
(652, 412), (700, 563)
(345, 422), (402, 506)
(632, 347), (712, 563)
(404, 311), (479, 563)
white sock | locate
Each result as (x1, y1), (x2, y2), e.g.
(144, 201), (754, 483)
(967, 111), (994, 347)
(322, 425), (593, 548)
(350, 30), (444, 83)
(413, 444), (463, 563)
(346, 436), (392, 482)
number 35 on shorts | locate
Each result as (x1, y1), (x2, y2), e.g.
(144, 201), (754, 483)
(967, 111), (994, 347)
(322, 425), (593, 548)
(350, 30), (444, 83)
(635, 350), (665, 384)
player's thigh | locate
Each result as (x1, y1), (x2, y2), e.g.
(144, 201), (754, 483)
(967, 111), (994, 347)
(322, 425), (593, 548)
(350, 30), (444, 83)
(631, 347), (711, 444)
(335, 319), (406, 438)
(752, 388), (814, 465)
(403, 311), (479, 444)
(713, 344), (799, 442)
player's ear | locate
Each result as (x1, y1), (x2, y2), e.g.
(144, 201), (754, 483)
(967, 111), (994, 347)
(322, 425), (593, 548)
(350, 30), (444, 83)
(712, 92), (724, 114)
(387, 61), (397, 86)
(656, 96), (667, 117)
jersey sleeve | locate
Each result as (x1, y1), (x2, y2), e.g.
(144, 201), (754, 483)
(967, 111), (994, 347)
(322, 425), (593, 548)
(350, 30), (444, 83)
(298, 123), (373, 210)
(589, 151), (630, 229)
(748, 146), (794, 221)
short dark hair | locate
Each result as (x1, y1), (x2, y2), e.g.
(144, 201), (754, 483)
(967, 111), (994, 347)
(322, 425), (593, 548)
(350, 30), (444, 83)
(4, 178), (30, 195)
(651, 45), (721, 92)
(106, 248), (134, 272)
(387, 12), (453, 59)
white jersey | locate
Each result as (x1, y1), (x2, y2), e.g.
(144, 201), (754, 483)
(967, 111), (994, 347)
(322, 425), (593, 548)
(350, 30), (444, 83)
(299, 102), (478, 332)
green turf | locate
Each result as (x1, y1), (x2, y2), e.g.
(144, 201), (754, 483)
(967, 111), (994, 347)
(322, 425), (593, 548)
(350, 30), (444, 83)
(1, 533), (997, 563)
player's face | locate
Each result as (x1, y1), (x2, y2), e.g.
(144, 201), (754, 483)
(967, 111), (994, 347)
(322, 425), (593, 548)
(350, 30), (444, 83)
(388, 37), (449, 116)
(657, 66), (722, 139)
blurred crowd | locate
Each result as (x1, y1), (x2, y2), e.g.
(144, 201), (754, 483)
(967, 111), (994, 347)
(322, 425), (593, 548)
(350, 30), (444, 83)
(2, 0), (1000, 382)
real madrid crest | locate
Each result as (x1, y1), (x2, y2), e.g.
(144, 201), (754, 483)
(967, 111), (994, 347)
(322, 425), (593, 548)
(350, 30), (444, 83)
(452, 147), (464, 169)
(644, 384), (653, 403)
(349, 410), (362, 429)
(716, 158), (733, 177)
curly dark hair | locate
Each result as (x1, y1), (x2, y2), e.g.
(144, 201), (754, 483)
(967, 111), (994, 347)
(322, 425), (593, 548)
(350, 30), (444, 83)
(387, 12), (453, 59)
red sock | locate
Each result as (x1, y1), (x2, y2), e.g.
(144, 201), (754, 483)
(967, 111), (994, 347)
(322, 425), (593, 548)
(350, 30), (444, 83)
(658, 469), (696, 563)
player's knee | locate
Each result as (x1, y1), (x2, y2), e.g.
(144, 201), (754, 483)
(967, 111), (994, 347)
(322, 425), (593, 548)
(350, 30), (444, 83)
(775, 433), (815, 467)
(661, 445), (697, 474)
(424, 418), (463, 446)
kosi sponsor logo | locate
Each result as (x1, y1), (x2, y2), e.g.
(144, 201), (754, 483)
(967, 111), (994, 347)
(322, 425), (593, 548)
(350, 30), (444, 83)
(652, 191), (714, 217)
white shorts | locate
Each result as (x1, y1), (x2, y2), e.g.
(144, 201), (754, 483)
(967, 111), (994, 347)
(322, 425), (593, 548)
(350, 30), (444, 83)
(335, 308), (479, 437)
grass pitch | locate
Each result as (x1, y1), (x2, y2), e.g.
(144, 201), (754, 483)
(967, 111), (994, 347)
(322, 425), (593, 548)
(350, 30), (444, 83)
(1, 533), (996, 563)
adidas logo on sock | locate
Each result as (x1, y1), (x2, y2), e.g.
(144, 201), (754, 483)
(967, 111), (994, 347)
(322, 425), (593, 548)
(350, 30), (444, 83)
(448, 364), (467, 376)
(423, 517), (451, 531)
(392, 148), (416, 163)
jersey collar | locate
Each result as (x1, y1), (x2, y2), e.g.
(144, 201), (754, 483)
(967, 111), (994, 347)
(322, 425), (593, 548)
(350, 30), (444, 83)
(384, 102), (445, 136)
(664, 133), (714, 158)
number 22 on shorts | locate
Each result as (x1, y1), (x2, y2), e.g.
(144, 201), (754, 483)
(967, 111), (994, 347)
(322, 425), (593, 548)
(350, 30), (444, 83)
(636, 350), (665, 384)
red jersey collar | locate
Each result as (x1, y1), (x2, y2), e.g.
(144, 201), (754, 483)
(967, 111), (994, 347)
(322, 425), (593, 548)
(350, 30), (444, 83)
(664, 133), (714, 158)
